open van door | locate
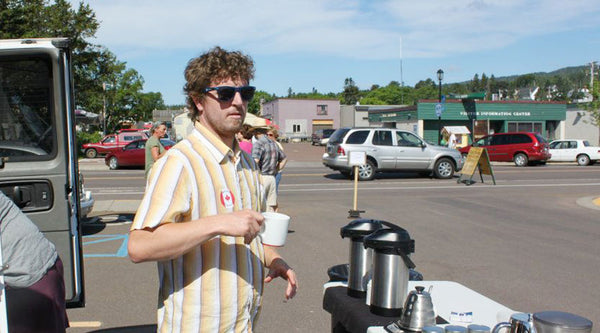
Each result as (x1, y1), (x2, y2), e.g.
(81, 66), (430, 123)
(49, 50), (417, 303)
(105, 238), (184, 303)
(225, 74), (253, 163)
(0, 38), (85, 307)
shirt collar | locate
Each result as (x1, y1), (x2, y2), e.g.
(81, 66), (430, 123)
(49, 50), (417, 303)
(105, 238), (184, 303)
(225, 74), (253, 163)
(192, 122), (242, 164)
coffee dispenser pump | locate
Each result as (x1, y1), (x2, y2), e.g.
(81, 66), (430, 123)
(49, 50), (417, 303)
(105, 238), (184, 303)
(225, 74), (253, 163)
(364, 225), (415, 317)
(340, 219), (385, 297)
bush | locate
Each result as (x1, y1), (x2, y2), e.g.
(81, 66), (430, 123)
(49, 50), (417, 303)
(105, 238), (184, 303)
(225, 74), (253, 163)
(76, 131), (103, 157)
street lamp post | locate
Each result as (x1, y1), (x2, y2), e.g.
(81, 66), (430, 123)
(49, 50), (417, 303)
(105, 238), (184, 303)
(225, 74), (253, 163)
(102, 82), (107, 136)
(437, 69), (444, 145)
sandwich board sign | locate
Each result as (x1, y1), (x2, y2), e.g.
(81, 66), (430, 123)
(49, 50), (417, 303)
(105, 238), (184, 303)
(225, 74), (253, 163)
(457, 147), (496, 185)
(347, 151), (366, 218)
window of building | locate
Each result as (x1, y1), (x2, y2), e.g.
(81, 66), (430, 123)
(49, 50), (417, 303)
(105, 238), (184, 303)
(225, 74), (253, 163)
(507, 121), (543, 134)
(317, 105), (328, 115)
(293, 124), (301, 133)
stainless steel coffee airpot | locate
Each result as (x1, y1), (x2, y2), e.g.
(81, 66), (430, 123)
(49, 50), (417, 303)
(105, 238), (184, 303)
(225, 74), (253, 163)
(340, 219), (384, 298)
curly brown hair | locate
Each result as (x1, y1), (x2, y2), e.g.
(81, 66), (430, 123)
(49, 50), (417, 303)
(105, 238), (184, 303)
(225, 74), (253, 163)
(184, 46), (255, 120)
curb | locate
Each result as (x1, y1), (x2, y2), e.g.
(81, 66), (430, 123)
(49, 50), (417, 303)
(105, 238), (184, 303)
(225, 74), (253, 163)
(91, 199), (141, 215)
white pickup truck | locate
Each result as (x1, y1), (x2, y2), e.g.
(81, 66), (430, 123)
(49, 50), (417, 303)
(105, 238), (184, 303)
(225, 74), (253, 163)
(549, 139), (600, 166)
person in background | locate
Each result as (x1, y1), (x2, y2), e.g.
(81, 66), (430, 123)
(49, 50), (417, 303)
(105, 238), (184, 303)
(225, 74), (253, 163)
(267, 127), (286, 193)
(448, 132), (457, 149)
(144, 121), (167, 179)
(0, 191), (69, 333)
(237, 123), (253, 154)
(253, 126), (287, 212)
(127, 46), (297, 332)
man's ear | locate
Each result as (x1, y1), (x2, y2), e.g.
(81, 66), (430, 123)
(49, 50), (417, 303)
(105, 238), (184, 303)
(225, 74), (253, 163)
(192, 96), (204, 113)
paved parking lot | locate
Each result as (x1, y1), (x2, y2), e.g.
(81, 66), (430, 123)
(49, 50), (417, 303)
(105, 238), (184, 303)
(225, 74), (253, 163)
(71, 142), (600, 332)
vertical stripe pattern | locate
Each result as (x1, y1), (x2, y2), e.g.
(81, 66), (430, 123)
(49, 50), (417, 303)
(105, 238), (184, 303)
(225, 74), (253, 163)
(132, 123), (265, 332)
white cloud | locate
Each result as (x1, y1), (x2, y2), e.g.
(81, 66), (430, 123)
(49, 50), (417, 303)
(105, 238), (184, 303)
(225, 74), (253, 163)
(78, 0), (600, 61)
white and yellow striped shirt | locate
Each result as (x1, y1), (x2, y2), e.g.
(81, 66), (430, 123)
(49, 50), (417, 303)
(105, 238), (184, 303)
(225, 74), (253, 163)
(132, 123), (265, 333)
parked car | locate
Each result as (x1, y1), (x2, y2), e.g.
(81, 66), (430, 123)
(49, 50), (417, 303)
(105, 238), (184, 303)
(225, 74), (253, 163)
(548, 139), (600, 166)
(78, 172), (95, 219)
(312, 129), (336, 146)
(459, 132), (550, 167)
(322, 127), (464, 180)
(82, 129), (149, 158)
(105, 138), (175, 170)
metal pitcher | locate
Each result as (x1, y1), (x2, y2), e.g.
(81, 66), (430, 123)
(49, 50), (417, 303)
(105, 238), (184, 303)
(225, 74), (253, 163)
(492, 313), (534, 333)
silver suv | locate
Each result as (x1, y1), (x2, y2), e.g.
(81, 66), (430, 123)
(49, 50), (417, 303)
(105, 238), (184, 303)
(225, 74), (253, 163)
(322, 127), (464, 180)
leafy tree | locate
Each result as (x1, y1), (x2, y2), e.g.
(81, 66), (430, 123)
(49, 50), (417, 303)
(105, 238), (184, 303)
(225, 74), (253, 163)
(470, 74), (480, 92)
(0, 0), (165, 133)
(414, 78), (436, 90)
(361, 83), (402, 105)
(248, 90), (275, 115)
(583, 80), (600, 143)
(515, 74), (536, 88)
(481, 73), (489, 97)
(341, 77), (360, 105)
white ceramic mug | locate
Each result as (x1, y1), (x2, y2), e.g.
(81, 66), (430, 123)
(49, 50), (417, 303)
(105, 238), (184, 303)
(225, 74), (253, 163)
(259, 212), (290, 246)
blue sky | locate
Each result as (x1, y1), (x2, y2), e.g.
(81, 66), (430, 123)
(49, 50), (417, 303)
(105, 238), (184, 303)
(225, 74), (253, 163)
(77, 0), (600, 106)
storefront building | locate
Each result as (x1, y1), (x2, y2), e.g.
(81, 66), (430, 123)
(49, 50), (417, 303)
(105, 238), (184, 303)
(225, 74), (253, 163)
(369, 100), (567, 144)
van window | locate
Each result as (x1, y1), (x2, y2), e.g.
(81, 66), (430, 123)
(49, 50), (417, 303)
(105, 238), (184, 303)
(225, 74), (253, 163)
(490, 135), (509, 145)
(474, 136), (491, 146)
(346, 130), (369, 144)
(0, 55), (54, 161)
(510, 134), (532, 144)
(534, 133), (547, 144)
(323, 129), (335, 137)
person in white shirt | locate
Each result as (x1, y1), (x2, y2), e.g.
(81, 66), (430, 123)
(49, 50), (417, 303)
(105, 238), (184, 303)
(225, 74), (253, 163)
(448, 132), (457, 149)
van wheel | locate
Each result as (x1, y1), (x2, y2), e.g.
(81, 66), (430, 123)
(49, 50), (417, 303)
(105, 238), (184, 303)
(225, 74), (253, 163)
(85, 148), (97, 159)
(108, 156), (119, 170)
(514, 153), (528, 167)
(577, 154), (590, 166)
(434, 158), (454, 179)
(357, 160), (376, 181)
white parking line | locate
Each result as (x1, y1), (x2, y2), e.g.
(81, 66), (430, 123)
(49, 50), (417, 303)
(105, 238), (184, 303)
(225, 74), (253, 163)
(279, 182), (600, 192)
(69, 321), (102, 328)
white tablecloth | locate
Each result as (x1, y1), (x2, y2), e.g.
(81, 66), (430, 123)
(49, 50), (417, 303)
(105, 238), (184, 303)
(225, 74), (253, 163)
(324, 280), (514, 332)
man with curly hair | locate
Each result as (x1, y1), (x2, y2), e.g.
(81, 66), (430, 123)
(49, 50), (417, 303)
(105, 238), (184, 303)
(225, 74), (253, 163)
(128, 46), (297, 332)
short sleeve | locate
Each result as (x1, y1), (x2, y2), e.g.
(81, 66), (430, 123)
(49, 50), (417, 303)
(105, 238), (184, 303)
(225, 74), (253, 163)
(132, 152), (192, 230)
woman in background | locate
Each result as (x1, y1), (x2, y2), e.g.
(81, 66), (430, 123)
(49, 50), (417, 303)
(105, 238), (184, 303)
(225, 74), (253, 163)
(237, 124), (253, 154)
(145, 121), (167, 179)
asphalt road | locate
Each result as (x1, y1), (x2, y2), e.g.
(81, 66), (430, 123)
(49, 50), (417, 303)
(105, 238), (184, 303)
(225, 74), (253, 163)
(70, 143), (600, 332)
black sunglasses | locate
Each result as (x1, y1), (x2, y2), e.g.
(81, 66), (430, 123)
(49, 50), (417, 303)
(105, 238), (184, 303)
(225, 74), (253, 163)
(203, 85), (256, 102)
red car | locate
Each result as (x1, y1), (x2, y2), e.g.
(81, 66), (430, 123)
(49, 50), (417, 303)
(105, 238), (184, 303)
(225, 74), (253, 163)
(82, 129), (148, 158)
(104, 139), (175, 170)
(459, 132), (551, 167)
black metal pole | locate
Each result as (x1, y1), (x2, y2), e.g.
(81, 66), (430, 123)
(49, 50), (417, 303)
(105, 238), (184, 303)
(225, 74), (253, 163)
(437, 79), (442, 145)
